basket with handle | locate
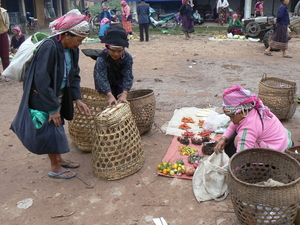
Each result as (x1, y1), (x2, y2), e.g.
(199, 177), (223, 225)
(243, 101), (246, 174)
(126, 89), (156, 135)
(68, 87), (107, 152)
(258, 73), (297, 119)
(92, 103), (144, 180)
(227, 148), (300, 225)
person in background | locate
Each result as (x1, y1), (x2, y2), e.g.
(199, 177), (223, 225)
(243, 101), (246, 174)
(0, 4), (10, 81)
(254, 0), (265, 17)
(264, 0), (291, 58)
(179, 0), (194, 40)
(193, 10), (204, 25)
(99, 6), (111, 22)
(24, 9), (91, 179)
(99, 17), (110, 41)
(93, 26), (133, 106)
(227, 14), (243, 35)
(216, 0), (229, 26)
(120, 1), (133, 35)
(137, 0), (150, 42)
(10, 27), (25, 53)
(214, 85), (293, 158)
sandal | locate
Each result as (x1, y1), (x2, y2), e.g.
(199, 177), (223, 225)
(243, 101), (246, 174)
(5, 77), (10, 82)
(264, 52), (272, 56)
(283, 55), (292, 58)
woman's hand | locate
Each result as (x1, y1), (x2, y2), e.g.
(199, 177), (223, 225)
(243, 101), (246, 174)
(117, 91), (130, 104)
(48, 111), (61, 127)
(75, 99), (91, 115)
(214, 136), (227, 154)
(107, 92), (118, 106)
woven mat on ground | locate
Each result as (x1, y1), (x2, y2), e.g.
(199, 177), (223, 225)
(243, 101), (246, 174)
(157, 134), (222, 180)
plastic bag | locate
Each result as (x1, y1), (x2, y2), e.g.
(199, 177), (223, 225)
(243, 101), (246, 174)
(29, 109), (48, 129)
(3, 33), (49, 82)
(202, 113), (230, 132)
(192, 152), (230, 203)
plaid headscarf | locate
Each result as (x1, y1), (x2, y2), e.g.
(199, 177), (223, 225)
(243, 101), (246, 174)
(222, 85), (273, 119)
(49, 9), (90, 37)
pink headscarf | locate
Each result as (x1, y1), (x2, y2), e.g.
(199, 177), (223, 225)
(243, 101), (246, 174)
(13, 27), (23, 37)
(49, 9), (90, 37)
(100, 18), (110, 26)
(120, 0), (127, 5)
(232, 14), (238, 17)
(222, 85), (273, 119)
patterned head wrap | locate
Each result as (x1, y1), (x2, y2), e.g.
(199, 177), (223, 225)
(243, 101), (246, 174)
(49, 9), (90, 37)
(13, 27), (23, 37)
(100, 17), (110, 26)
(222, 85), (273, 119)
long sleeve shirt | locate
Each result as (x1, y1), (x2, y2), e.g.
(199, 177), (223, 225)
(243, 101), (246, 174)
(217, 0), (229, 9)
(277, 4), (290, 25)
(223, 109), (292, 152)
(93, 49), (133, 94)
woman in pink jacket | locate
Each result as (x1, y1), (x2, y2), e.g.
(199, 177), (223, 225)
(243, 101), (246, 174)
(120, 1), (132, 35)
(214, 85), (293, 157)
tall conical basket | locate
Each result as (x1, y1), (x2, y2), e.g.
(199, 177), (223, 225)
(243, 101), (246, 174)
(126, 89), (156, 135)
(227, 148), (300, 225)
(68, 87), (107, 152)
(92, 103), (144, 180)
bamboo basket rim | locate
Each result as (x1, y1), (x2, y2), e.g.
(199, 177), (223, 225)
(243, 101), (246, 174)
(259, 74), (297, 89)
(228, 148), (300, 188)
(126, 89), (154, 101)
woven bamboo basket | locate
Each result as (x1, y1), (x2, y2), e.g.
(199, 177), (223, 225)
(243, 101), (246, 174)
(68, 87), (107, 152)
(126, 89), (156, 135)
(92, 103), (144, 180)
(285, 146), (300, 163)
(258, 74), (297, 120)
(227, 148), (300, 225)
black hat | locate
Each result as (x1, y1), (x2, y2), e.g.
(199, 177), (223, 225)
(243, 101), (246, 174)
(102, 26), (129, 48)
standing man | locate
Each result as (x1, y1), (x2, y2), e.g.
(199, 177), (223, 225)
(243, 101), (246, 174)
(137, 0), (150, 42)
(0, 3), (10, 81)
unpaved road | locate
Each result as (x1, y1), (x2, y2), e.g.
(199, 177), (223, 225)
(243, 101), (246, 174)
(1, 33), (300, 225)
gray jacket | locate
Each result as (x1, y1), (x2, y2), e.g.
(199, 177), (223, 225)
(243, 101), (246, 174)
(137, 2), (150, 24)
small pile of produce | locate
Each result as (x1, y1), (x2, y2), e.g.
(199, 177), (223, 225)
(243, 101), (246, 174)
(178, 146), (198, 155)
(157, 160), (185, 176)
(181, 117), (194, 123)
(202, 136), (211, 143)
(196, 109), (213, 117)
(198, 131), (211, 137)
(202, 141), (218, 155)
(198, 120), (205, 128)
(213, 34), (227, 39)
(191, 138), (203, 145)
(177, 136), (189, 145)
(188, 154), (204, 164)
(178, 123), (191, 130)
(181, 131), (195, 137)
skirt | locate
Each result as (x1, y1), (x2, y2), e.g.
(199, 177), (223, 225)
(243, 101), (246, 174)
(181, 15), (195, 33)
(122, 18), (132, 34)
(270, 24), (288, 51)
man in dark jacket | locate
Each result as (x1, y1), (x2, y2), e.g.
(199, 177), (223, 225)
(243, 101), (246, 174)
(137, 0), (150, 42)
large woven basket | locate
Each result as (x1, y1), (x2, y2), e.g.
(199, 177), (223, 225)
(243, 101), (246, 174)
(126, 89), (156, 135)
(227, 148), (300, 225)
(285, 146), (300, 163)
(68, 87), (107, 152)
(258, 74), (297, 120)
(92, 103), (144, 180)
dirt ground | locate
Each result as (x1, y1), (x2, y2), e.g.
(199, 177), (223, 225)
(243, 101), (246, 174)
(1, 32), (300, 225)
